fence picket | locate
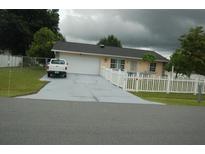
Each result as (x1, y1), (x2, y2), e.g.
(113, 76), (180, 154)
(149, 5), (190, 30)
(135, 74), (138, 92)
(157, 77), (160, 92)
(100, 68), (205, 94)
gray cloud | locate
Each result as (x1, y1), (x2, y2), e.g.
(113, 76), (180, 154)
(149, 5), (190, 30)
(59, 9), (205, 58)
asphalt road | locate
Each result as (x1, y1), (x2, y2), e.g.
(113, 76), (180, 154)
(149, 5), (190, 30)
(0, 98), (205, 145)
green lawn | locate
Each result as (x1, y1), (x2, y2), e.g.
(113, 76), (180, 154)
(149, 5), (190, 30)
(0, 67), (47, 97)
(133, 92), (205, 106)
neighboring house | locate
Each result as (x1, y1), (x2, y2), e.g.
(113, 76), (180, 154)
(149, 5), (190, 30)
(52, 41), (168, 76)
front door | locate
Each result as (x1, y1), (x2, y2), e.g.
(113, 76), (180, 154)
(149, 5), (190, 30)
(130, 60), (137, 72)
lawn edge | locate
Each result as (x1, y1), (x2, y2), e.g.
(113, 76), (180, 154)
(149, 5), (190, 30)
(131, 92), (205, 106)
(11, 81), (49, 97)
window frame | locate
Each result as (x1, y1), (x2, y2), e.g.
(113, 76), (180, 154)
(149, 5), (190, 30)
(110, 58), (125, 71)
(149, 63), (157, 72)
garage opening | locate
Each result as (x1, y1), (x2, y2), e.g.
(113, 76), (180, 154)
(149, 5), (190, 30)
(60, 53), (101, 75)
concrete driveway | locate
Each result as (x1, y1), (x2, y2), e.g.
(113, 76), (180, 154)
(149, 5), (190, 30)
(19, 74), (161, 104)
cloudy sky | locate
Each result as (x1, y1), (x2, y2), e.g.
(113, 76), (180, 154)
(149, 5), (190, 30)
(59, 9), (205, 58)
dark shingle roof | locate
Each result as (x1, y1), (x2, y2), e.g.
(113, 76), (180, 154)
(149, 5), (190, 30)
(52, 41), (168, 62)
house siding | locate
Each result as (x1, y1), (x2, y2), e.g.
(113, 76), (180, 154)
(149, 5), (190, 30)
(100, 57), (111, 69)
(136, 60), (163, 76)
(137, 61), (149, 73)
(125, 59), (130, 71)
(155, 62), (163, 76)
(57, 52), (164, 76)
(99, 57), (163, 76)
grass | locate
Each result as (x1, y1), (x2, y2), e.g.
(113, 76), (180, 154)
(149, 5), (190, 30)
(0, 67), (47, 97)
(133, 92), (205, 106)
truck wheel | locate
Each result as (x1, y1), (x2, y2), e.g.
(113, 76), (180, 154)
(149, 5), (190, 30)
(47, 72), (51, 77)
(64, 73), (67, 78)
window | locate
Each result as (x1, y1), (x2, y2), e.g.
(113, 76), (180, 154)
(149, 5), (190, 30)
(149, 63), (156, 72)
(110, 58), (125, 71)
(110, 59), (117, 69)
(51, 59), (65, 65)
(120, 59), (125, 70)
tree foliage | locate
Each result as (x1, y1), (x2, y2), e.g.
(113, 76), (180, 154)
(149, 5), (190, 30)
(97, 35), (122, 47)
(27, 27), (64, 58)
(167, 26), (205, 76)
(0, 9), (62, 55)
(166, 49), (193, 77)
(142, 53), (156, 63)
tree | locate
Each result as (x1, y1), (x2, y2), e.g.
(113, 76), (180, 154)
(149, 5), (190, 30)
(0, 9), (62, 55)
(142, 53), (156, 63)
(27, 27), (64, 58)
(97, 35), (122, 47)
(166, 49), (193, 77)
(168, 26), (205, 76)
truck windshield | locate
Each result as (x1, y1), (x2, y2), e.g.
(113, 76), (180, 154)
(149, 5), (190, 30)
(51, 60), (65, 64)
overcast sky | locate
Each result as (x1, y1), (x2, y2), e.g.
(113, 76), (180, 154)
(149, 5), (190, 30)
(59, 9), (205, 58)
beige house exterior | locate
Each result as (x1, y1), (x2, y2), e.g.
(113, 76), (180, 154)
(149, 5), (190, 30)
(53, 41), (168, 76)
(100, 56), (164, 76)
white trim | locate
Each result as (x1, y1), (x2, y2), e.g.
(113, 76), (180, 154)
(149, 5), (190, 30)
(52, 49), (168, 63)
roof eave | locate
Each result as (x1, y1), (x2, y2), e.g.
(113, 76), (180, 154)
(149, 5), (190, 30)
(52, 49), (169, 63)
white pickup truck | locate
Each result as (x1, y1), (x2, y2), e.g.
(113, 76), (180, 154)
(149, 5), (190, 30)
(46, 58), (68, 78)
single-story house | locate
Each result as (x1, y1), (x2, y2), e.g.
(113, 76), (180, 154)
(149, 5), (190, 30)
(52, 41), (168, 76)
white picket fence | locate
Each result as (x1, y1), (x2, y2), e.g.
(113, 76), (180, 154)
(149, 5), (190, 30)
(0, 54), (23, 67)
(100, 68), (205, 94)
